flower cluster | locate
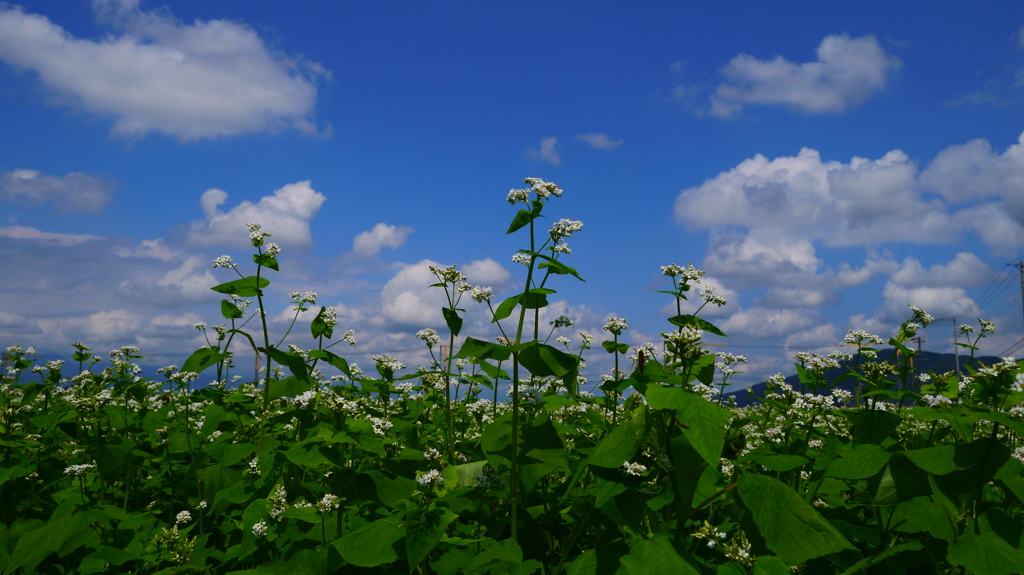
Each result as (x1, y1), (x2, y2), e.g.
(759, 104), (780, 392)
(603, 317), (628, 336)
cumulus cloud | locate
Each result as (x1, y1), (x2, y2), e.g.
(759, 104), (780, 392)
(115, 238), (181, 261)
(576, 133), (623, 150)
(711, 34), (900, 117)
(352, 223), (414, 257)
(379, 258), (514, 328)
(0, 169), (116, 213)
(757, 287), (842, 309)
(718, 307), (818, 339)
(185, 181), (326, 249)
(527, 137), (561, 165)
(675, 147), (950, 247)
(0, 225), (102, 246)
(380, 260), (450, 327)
(889, 252), (993, 289)
(0, 2), (327, 140)
(461, 258), (514, 289)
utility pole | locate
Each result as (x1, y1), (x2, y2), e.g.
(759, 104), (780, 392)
(908, 336), (924, 392)
(952, 317), (959, 378)
(1010, 262), (1024, 336)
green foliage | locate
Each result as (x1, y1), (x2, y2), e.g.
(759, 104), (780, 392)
(3, 178), (1024, 575)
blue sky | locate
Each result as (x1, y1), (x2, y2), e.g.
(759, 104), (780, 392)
(3, 0), (1024, 388)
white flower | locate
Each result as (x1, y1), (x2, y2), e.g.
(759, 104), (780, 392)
(512, 253), (531, 266)
(342, 329), (357, 347)
(252, 520), (268, 537)
(317, 494), (340, 513)
(372, 355), (405, 373)
(416, 328), (441, 347)
(64, 463), (96, 476)
(549, 219), (583, 241)
(471, 286), (493, 303)
(603, 317), (628, 335)
(555, 336), (571, 346)
(196, 500), (208, 510)
(212, 255), (236, 268)
(908, 304), (935, 327)
(175, 511), (192, 525)
(623, 461), (648, 476)
(289, 291), (318, 305)
(700, 285), (727, 307)
(524, 177), (562, 200)
(980, 319), (996, 335)
(193, 322), (207, 331)
(418, 469), (444, 487)
(265, 243), (281, 257)
(507, 188), (530, 205)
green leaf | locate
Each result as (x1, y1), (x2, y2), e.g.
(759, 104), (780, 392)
(602, 341), (630, 354)
(307, 349), (352, 378)
(522, 290), (549, 309)
(181, 347), (231, 375)
(507, 208), (537, 234)
(285, 437), (336, 469)
(493, 294), (521, 322)
(518, 343), (578, 378)
(753, 556), (791, 575)
(584, 421), (639, 468)
(538, 258), (585, 281)
(268, 375), (312, 401)
(262, 346), (309, 382)
(646, 385), (731, 468)
(947, 532), (1024, 575)
(210, 275), (269, 297)
(4, 507), (126, 575)
(837, 542), (924, 575)
(872, 453), (931, 505)
(477, 359), (509, 380)
(362, 470), (417, 508)
(221, 299), (245, 319)
(405, 503), (457, 572)
(619, 535), (699, 575)
(738, 472), (855, 565)
(902, 443), (980, 475)
(667, 314), (728, 337)
(252, 253), (279, 271)
(565, 549), (598, 575)
(442, 307), (463, 337)
(454, 337), (512, 362)
(333, 519), (403, 567)
(843, 409), (902, 445)
(311, 306), (333, 339)
(825, 444), (892, 479)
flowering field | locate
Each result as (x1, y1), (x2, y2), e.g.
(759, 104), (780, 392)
(2, 179), (1024, 575)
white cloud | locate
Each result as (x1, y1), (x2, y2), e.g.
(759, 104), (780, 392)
(758, 287), (841, 309)
(783, 323), (842, 350)
(878, 284), (976, 324)
(718, 307), (818, 339)
(675, 147), (949, 247)
(185, 181), (327, 249)
(0, 3), (327, 140)
(0, 225), (102, 246)
(889, 252), (993, 289)
(461, 258), (514, 289)
(380, 260), (449, 327)
(576, 133), (623, 150)
(711, 34), (900, 117)
(115, 238), (181, 261)
(527, 137), (561, 165)
(117, 256), (219, 302)
(352, 223), (414, 257)
(0, 168), (116, 213)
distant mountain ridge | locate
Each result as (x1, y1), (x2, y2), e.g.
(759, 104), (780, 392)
(726, 350), (1004, 407)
